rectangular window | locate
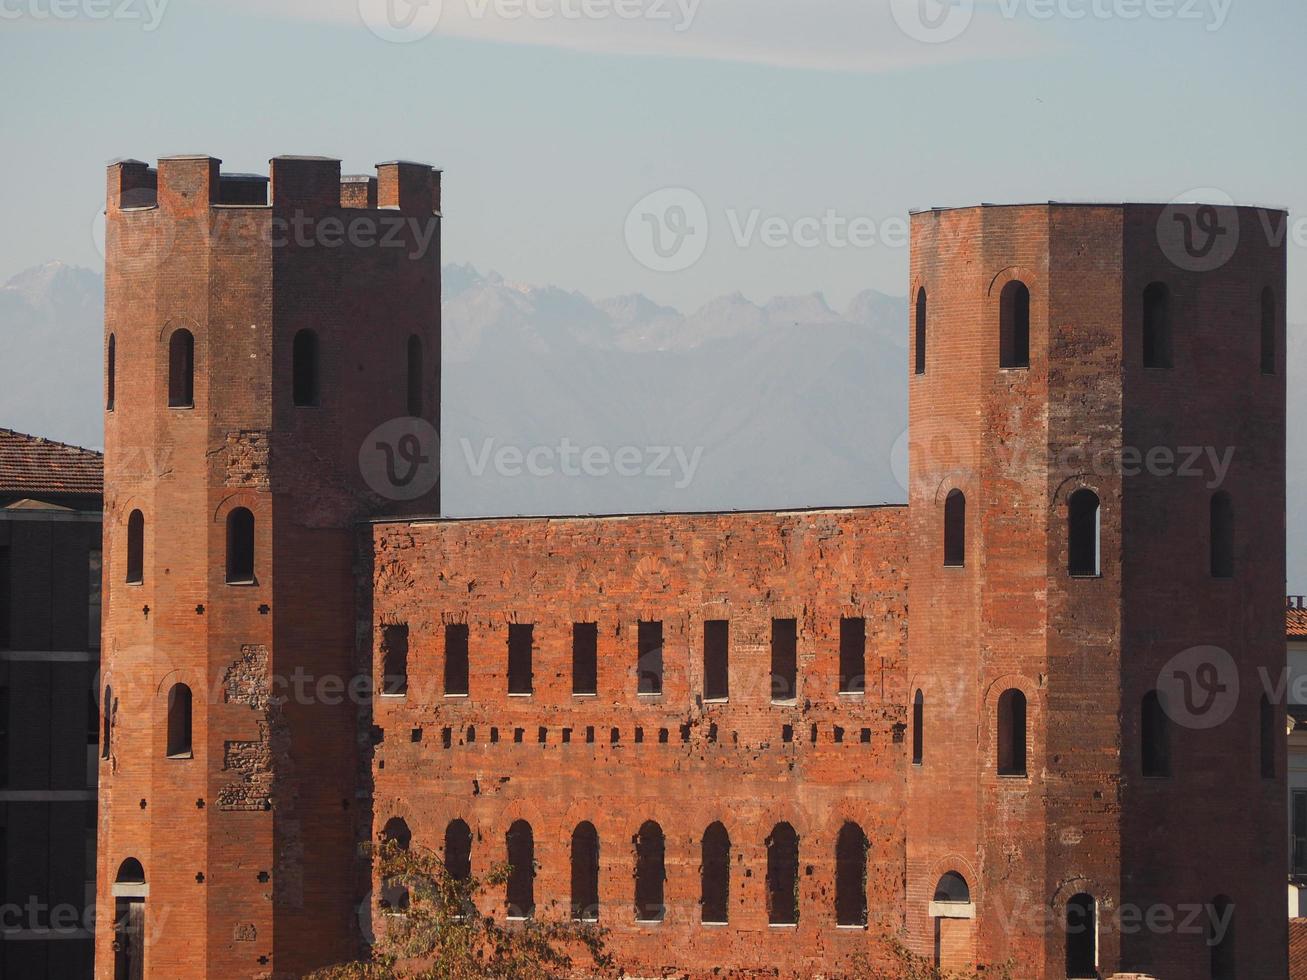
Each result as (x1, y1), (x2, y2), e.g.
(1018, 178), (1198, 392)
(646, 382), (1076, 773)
(444, 623), (469, 696)
(839, 617), (866, 694)
(0, 546), (9, 650)
(770, 618), (797, 702)
(573, 623), (598, 695)
(638, 620), (663, 695)
(508, 623), (533, 695)
(1295, 791), (1307, 875)
(704, 620), (729, 700)
(381, 624), (409, 697)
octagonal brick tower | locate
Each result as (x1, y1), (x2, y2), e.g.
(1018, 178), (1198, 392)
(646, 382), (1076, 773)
(97, 155), (441, 978)
(905, 203), (1285, 978)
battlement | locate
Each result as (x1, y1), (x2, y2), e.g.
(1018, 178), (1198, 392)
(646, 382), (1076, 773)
(105, 154), (441, 213)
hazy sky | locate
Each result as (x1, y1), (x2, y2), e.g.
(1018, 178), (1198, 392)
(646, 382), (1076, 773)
(0, 0), (1303, 313)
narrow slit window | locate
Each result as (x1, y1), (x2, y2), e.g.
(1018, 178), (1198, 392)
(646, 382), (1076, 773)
(1260, 694), (1276, 779)
(406, 334), (423, 417)
(766, 823), (799, 925)
(381, 624), (409, 697)
(292, 329), (320, 407)
(106, 334), (116, 411)
(999, 280), (1031, 368)
(571, 822), (600, 922)
(634, 820), (665, 922)
(1143, 282), (1172, 369)
(839, 617), (866, 694)
(126, 510), (144, 585)
(505, 820), (535, 919)
(701, 822), (730, 924)
(445, 819), (472, 881)
(225, 507), (255, 584)
(997, 689), (1027, 776)
(914, 288), (927, 375)
(770, 618), (797, 702)
(572, 622), (597, 695)
(1141, 690), (1170, 777)
(166, 683), (192, 758)
(704, 620), (729, 700)
(167, 329), (194, 408)
(508, 623), (533, 695)
(944, 490), (966, 567)
(912, 690), (924, 765)
(445, 623), (469, 696)
(1068, 489), (1101, 576)
(638, 620), (663, 695)
(1209, 895), (1235, 980)
(1210, 491), (1234, 578)
(101, 685), (112, 760)
(1261, 286), (1277, 375)
(1065, 893), (1097, 978)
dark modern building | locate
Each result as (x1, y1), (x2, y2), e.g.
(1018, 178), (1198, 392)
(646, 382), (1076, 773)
(0, 427), (103, 979)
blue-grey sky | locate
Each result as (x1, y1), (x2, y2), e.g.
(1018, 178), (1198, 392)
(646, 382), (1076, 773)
(0, 0), (1302, 312)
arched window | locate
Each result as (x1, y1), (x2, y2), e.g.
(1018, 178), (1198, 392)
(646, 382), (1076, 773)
(113, 859), (147, 980)
(944, 490), (965, 567)
(225, 507), (255, 584)
(292, 329), (320, 407)
(505, 820), (535, 919)
(997, 689), (1027, 776)
(1068, 489), (1101, 576)
(167, 329), (194, 408)
(634, 820), (665, 922)
(1261, 286), (1276, 375)
(1142, 690), (1171, 777)
(1066, 893), (1097, 978)
(835, 822), (868, 927)
(116, 858), (145, 884)
(914, 288), (927, 375)
(166, 683), (192, 758)
(999, 280), (1030, 369)
(766, 822), (799, 925)
(125, 510), (144, 585)
(1209, 895), (1235, 980)
(406, 334), (423, 418)
(701, 822), (730, 924)
(101, 685), (112, 760)
(445, 819), (471, 881)
(1143, 282), (1172, 369)
(106, 334), (116, 411)
(912, 690), (924, 765)
(933, 871), (970, 904)
(379, 818), (412, 912)
(1260, 694), (1276, 779)
(1210, 491), (1234, 578)
(571, 822), (599, 922)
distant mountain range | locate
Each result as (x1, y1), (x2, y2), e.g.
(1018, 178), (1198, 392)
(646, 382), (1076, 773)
(2, 260), (1302, 589)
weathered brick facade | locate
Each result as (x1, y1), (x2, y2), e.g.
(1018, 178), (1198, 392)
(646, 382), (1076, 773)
(99, 159), (1286, 979)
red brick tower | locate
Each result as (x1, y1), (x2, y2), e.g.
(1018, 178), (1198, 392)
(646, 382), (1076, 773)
(97, 155), (441, 978)
(905, 203), (1285, 977)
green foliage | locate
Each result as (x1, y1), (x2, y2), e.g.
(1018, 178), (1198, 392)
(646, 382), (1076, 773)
(307, 840), (617, 980)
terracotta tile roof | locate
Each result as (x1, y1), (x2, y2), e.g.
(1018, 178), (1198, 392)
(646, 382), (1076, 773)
(1291, 599), (1307, 640)
(1291, 918), (1307, 980)
(0, 427), (102, 496)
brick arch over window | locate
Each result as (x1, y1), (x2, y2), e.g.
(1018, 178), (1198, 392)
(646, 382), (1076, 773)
(998, 280), (1031, 369)
(125, 509), (144, 585)
(505, 819), (535, 919)
(943, 489), (966, 567)
(570, 821), (599, 922)
(701, 821), (730, 924)
(445, 819), (472, 881)
(165, 683), (192, 758)
(914, 284), (928, 375)
(835, 821), (869, 927)
(634, 820), (666, 922)
(166, 327), (195, 408)
(766, 821), (799, 925)
(983, 675), (1040, 779)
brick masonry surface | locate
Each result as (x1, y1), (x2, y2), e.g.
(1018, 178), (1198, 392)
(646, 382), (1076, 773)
(99, 159), (1288, 980)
